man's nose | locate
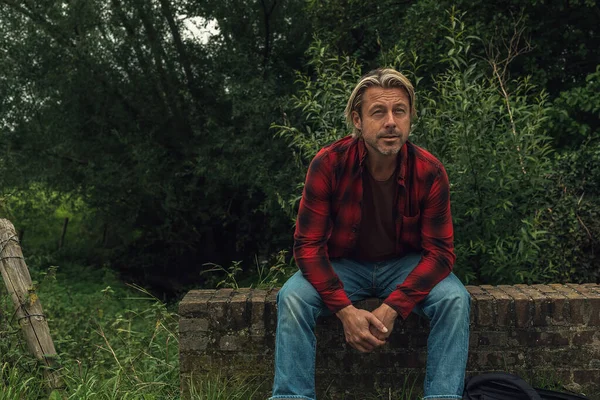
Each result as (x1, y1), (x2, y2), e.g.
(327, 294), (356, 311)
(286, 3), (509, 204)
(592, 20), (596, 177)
(384, 111), (396, 128)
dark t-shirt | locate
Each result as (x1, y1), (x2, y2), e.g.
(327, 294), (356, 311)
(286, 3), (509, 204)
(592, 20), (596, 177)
(352, 168), (397, 262)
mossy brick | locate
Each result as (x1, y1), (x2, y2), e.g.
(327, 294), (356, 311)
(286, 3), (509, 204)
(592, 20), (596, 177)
(408, 330), (427, 347)
(581, 283), (600, 291)
(179, 332), (212, 352)
(514, 285), (548, 326)
(511, 330), (539, 347)
(549, 284), (587, 324)
(481, 285), (513, 327)
(565, 284), (600, 326)
(219, 334), (243, 351)
(179, 354), (213, 373)
(473, 350), (525, 369)
(249, 289), (268, 335)
(178, 289), (215, 317)
(571, 329), (600, 346)
(402, 312), (425, 329)
(510, 330), (569, 347)
(476, 331), (508, 347)
(179, 317), (209, 333)
(468, 332), (479, 350)
(263, 289), (279, 333)
(529, 347), (591, 368)
(497, 285), (531, 328)
(535, 284), (568, 325)
(572, 369), (600, 386)
(206, 289), (233, 323)
(227, 291), (250, 330)
(470, 290), (494, 327)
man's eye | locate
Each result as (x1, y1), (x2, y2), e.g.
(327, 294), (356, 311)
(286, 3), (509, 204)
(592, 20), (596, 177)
(372, 110), (383, 115)
(394, 109), (406, 114)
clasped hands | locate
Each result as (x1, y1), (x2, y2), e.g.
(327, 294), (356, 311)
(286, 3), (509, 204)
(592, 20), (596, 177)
(335, 303), (398, 353)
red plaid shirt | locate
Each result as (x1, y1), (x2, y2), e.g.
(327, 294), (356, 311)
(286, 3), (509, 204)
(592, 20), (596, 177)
(293, 136), (455, 319)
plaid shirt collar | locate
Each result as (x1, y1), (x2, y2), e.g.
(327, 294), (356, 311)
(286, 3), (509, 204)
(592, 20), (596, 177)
(357, 137), (409, 184)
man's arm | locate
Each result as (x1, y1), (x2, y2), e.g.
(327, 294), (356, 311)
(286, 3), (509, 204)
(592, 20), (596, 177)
(383, 165), (455, 319)
(293, 150), (352, 313)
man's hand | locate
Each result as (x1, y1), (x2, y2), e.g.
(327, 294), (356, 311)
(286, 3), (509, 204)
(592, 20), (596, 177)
(369, 303), (398, 341)
(336, 305), (387, 353)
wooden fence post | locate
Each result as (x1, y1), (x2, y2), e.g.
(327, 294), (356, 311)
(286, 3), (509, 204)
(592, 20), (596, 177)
(0, 219), (63, 389)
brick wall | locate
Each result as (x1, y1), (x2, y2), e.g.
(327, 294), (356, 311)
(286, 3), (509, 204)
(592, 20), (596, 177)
(179, 284), (600, 399)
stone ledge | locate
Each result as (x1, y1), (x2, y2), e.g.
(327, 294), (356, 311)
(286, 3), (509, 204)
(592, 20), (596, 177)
(179, 284), (600, 399)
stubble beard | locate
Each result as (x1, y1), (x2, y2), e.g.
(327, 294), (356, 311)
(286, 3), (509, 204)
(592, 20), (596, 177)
(373, 130), (405, 156)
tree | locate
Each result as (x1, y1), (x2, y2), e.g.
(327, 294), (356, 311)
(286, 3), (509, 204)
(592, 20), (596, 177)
(0, 0), (312, 294)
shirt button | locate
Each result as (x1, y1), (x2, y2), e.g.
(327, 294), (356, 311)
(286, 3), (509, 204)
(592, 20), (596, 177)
(352, 227), (358, 233)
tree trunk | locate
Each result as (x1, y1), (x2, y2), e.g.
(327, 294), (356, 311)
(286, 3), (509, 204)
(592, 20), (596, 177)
(58, 217), (69, 249)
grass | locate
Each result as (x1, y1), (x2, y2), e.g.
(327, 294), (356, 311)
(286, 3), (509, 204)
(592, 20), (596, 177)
(0, 258), (180, 399)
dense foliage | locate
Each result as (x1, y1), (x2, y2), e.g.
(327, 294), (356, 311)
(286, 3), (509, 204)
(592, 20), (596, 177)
(0, 0), (598, 296)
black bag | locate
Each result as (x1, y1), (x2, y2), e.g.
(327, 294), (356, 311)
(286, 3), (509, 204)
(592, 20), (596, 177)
(463, 372), (590, 400)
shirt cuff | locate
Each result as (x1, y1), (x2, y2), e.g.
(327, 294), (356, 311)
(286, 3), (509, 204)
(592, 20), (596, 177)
(383, 289), (417, 320)
(322, 288), (352, 314)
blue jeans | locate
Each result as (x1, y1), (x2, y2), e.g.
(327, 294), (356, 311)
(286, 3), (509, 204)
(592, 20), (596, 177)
(270, 254), (470, 400)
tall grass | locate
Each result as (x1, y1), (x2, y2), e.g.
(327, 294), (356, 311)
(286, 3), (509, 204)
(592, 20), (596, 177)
(0, 260), (180, 399)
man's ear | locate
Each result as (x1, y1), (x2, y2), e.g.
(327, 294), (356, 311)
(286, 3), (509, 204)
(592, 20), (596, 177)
(352, 110), (362, 131)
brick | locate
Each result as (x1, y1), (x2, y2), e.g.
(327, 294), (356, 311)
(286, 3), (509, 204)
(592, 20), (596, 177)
(565, 284), (600, 326)
(206, 289), (233, 325)
(484, 286), (513, 327)
(510, 330), (569, 347)
(228, 290), (250, 330)
(572, 330), (600, 346)
(572, 369), (600, 386)
(472, 350), (526, 369)
(219, 335), (242, 351)
(566, 284), (600, 299)
(179, 317), (209, 333)
(249, 289), (268, 335)
(470, 290), (494, 327)
(515, 285), (548, 326)
(178, 289), (215, 317)
(529, 348), (591, 368)
(476, 331), (508, 347)
(498, 285), (531, 328)
(468, 332), (479, 350)
(535, 284), (568, 325)
(179, 333), (211, 352)
(549, 284), (588, 325)
(403, 313), (423, 329)
(179, 354), (213, 374)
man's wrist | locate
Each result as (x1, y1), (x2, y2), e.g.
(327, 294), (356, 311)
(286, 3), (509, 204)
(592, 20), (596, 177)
(379, 303), (398, 318)
(380, 301), (399, 320)
(335, 305), (356, 321)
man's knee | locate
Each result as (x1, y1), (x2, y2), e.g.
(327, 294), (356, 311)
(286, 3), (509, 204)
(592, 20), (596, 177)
(442, 280), (471, 312)
(426, 275), (471, 318)
(277, 272), (322, 314)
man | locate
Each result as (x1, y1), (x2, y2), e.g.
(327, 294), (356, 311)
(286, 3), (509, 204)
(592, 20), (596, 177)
(270, 68), (470, 400)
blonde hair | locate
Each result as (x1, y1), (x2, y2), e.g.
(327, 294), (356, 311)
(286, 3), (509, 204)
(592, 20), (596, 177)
(344, 68), (416, 138)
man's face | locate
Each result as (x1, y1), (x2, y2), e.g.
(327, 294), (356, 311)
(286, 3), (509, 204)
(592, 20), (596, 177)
(352, 87), (411, 158)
